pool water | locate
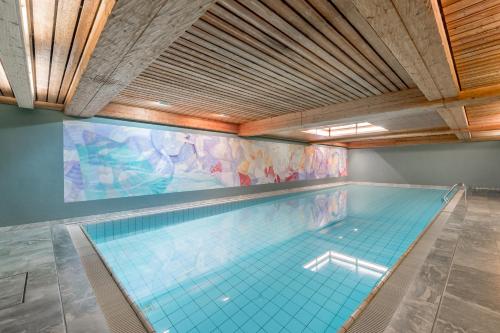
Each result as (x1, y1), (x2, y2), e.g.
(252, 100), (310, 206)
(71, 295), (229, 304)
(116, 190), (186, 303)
(84, 185), (446, 333)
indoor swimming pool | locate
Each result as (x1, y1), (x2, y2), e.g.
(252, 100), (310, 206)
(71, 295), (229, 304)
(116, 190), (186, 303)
(83, 184), (447, 332)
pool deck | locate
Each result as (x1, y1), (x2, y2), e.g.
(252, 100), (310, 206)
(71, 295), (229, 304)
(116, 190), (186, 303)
(0, 186), (499, 332)
(384, 190), (500, 333)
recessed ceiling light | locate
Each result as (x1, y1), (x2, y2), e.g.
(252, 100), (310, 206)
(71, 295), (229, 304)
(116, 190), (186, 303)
(157, 100), (171, 106)
(216, 114), (229, 118)
(302, 122), (387, 137)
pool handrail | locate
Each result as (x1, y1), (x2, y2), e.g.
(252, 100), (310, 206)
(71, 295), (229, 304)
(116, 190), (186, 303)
(442, 183), (466, 203)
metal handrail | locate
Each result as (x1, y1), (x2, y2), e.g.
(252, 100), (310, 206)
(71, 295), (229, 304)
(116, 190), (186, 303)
(442, 183), (466, 203)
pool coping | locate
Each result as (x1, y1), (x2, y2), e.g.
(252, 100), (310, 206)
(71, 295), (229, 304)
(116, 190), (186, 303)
(66, 224), (151, 333)
(78, 225), (155, 333)
(63, 181), (455, 333)
(52, 181), (447, 228)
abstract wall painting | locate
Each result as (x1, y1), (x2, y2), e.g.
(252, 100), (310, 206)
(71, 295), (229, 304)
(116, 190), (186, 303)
(64, 121), (347, 202)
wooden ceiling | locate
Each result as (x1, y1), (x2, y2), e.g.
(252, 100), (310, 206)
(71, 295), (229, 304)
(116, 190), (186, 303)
(33, 0), (100, 104)
(2, 0), (500, 148)
(443, 0), (500, 89)
(0, 0), (100, 105)
(442, 0), (500, 147)
(114, 0), (414, 124)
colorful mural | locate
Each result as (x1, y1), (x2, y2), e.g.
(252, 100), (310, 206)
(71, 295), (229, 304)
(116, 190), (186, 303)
(64, 121), (347, 202)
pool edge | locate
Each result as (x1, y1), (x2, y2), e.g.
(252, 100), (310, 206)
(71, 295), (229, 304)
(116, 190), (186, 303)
(78, 225), (156, 333)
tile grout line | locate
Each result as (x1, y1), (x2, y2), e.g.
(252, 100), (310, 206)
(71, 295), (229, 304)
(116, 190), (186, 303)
(20, 272), (28, 304)
(430, 233), (460, 333)
(50, 227), (69, 333)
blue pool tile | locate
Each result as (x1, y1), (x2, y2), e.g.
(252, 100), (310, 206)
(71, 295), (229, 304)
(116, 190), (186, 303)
(284, 318), (306, 332)
(221, 302), (239, 317)
(252, 309), (271, 326)
(210, 311), (229, 326)
(262, 301), (279, 317)
(241, 319), (261, 333)
(315, 307), (336, 324)
(304, 299), (322, 315)
(174, 318), (196, 332)
(219, 319), (239, 332)
(295, 308), (315, 326)
(197, 318), (217, 332)
(154, 317), (172, 331)
(231, 310), (250, 326)
(283, 301), (301, 316)
(262, 319), (282, 333)
(274, 310), (293, 327)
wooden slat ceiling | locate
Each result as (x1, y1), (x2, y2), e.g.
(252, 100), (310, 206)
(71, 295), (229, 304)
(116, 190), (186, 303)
(0, 0), (101, 105)
(113, 0), (415, 124)
(29, 0), (99, 104)
(466, 100), (500, 126)
(2, 0), (500, 149)
(443, 0), (500, 89)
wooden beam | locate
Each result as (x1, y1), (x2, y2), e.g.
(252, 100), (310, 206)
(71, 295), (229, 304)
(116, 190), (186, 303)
(0, 95), (63, 111)
(339, 0), (441, 100)
(239, 83), (500, 137)
(347, 134), (459, 149)
(345, 0), (459, 99)
(332, 0), (415, 89)
(437, 106), (471, 140)
(314, 123), (500, 144)
(0, 0), (34, 108)
(314, 127), (454, 143)
(98, 103), (239, 134)
(65, 0), (216, 118)
(239, 88), (434, 136)
(344, 0), (470, 140)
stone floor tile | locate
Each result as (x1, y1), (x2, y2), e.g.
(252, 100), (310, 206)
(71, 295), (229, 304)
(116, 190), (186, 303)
(384, 299), (437, 333)
(445, 264), (500, 313)
(453, 242), (500, 275)
(457, 229), (499, 254)
(432, 232), (459, 254)
(0, 273), (26, 310)
(406, 250), (453, 305)
(433, 294), (500, 333)
(0, 292), (64, 333)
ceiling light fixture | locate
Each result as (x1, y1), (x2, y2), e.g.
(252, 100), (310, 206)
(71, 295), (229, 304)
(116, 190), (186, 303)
(157, 100), (171, 106)
(302, 122), (387, 137)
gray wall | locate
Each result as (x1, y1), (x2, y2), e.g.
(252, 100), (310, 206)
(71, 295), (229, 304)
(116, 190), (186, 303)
(0, 105), (345, 227)
(349, 141), (500, 188)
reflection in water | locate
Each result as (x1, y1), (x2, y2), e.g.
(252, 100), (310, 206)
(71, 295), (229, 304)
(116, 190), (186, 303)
(90, 189), (348, 301)
(303, 251), (388, 278)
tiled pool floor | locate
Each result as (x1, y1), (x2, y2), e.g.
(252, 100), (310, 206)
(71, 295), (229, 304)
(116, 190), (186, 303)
(86, 185), (446, 333)
(0, 189), (499, 332)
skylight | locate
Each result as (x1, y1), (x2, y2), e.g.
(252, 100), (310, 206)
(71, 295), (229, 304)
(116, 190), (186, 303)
(302, 122), (387, 137)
